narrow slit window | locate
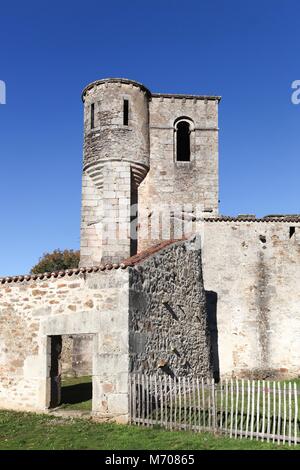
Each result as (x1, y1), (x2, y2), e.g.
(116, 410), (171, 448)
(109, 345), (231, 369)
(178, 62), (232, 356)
(176, 121), (191, 161)
(123, 99), (129, 125)
(90, 103), (95, 129)
(290, 226), (296, 238)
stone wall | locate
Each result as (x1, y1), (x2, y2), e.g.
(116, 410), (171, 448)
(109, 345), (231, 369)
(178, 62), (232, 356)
(129, 236), (212, 378)
(201, 219), (300, 379)
(80, 78), (221, 265)
(0, 237), (215, 419)
(138, 95), (219, 251)
(0, 269), (129, 421)
(61, 334), (93, 377)
(80, 78), (150, 266)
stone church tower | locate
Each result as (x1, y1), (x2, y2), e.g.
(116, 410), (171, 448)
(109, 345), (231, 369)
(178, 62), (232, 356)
(80, 78), (220, 266)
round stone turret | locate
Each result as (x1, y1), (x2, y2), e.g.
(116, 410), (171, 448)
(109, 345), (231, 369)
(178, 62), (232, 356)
(80, 78), (151, 267)
(82, 78), (150, 189)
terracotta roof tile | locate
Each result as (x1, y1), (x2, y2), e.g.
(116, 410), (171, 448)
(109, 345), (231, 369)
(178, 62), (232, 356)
(0, 239), (184, 285)
(122, 239), (185, 266)
(203, 216), (300, 223)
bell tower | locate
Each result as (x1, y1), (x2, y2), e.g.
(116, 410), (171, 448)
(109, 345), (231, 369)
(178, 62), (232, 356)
(80, 77), (220, 266)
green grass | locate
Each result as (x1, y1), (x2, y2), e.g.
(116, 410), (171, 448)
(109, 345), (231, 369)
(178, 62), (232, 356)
(59, 375), (92, 411)
(132, 377), (300, 440)
(0, 410), (298, 450)
(283, 378), (300, 386)
(57, 376), (300, 414)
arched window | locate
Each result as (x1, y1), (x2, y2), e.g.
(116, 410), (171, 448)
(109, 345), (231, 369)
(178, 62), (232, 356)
(175, 118), (193, 161)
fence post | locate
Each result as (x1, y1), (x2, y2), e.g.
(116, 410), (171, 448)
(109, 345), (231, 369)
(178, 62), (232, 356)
(256, 380), (260, 441)
(128, 374), (131, 423)
(240, 379), (244, 439)
(148, 374), (151, 426)
(230, 379), (234, 438)
(142, 374), (145, 424)
(164, 375), (168, 429)
(288, 382), (292, 446)
(235, 379), (239, 439)
(188, 376), (192, 430)
(174, 376), (177, 430)
(212, 378), (216, 432)
(250, 380), (255, 440)
(197, 378), (201, 431)
(294, 383), (298, 446)
(193, 377), (196, 431)
(283, 382), (287, 445)
(169, 375), (173, 430)
(154, 375), (158, 424)
(146, 374), (150, 427)
(272, 381), (276, 443)
(277, 381), (281, 445)
(261, 380), (266, 441)
(178, 376), (182, 429)
(245, 379), (250, 439)
(132, 374), (135, 424)
(208, 379), (212, 430)
(225, 379), (228, 434)
(201, 378), (205, 429)
(149, 375), (152, 427)
(137, 373), (141, 425)
(267, 380), (270, 443)
(159, 375), (163, 428)
(183, 377), (187, 429)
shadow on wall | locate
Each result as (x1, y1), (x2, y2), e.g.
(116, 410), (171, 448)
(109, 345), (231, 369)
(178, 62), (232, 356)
(205, 291), (220, 382)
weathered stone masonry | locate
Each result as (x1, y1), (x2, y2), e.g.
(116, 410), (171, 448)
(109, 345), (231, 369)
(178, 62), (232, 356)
(1, 76), (300, 421)
(61, 334), (93, 377)
(202, 218), (300, 379)
(0, 238), (210, 419)
(80, 78), (220, 265)
(129, 236), (211, 378)
(0, 267), (130, 420)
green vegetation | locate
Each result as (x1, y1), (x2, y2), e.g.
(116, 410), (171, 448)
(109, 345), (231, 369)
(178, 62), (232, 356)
(0, 410), (297, 450)
(60, 375), (92, 411)
(283, 378), (300, 386)
(30, 249), (80, 274)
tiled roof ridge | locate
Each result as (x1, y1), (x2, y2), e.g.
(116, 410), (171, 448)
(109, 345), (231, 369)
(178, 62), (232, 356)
(203, 216), (300, 222)
(0, 239), (184, 285)
(122, 238), (185, 266)
(0, 265), (124, 285)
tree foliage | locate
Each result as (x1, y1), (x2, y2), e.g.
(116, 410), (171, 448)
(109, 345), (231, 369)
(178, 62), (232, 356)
(30, 249), (80, 274)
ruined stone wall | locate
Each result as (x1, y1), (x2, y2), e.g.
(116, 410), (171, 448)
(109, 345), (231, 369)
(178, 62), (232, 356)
(138, 95), (219, 251)
(129, 236), (212, 378)
(201, 220), (300, 379)
(61, 334), (93, 377)
(80, 78), (221, 266)
(0, 269), (129, 421)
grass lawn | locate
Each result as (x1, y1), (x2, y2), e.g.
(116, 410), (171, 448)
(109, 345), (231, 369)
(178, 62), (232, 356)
(60, 375), (92, 411)
(0, 410), (298, 450)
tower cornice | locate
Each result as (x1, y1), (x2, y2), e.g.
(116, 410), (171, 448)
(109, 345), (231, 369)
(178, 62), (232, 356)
(82, 77), (152, 102)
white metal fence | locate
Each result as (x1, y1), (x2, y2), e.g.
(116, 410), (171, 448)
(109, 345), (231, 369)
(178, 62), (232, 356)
(129, 374), (300, 446)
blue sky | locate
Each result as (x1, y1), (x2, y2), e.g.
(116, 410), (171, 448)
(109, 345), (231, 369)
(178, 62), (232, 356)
(0, 0), (299, 276)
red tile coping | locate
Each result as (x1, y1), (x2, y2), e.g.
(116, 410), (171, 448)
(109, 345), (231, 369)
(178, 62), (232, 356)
(122, 239), (184, 267)
(1, 215), (299, 285)
(203, 216), (300, 222)
(0, 239), (184, 285)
